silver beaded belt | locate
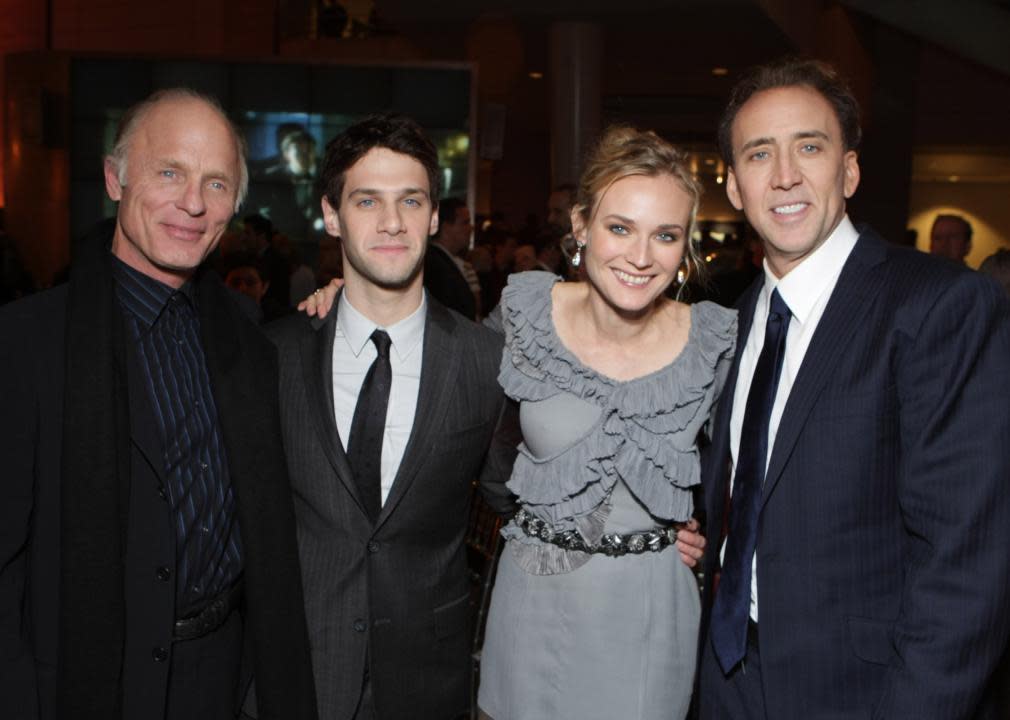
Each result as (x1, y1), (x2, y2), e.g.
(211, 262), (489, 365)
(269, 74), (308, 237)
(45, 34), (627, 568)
(514, 508), (678, 557)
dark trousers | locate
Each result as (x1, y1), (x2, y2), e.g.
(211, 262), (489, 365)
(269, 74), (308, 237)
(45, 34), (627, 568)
(166, 609), (243, 720)
(698, 623), (767, 720)
(352, 674), (375, 720)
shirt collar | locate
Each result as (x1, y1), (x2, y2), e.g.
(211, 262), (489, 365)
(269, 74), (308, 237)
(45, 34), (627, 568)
(337, 291), (426, 362)
(111, 253), (198, 328)
(760, 214), (859, 325)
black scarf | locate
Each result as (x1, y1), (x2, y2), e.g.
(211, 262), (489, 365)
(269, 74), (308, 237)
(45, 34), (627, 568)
(58, 219), (132, 717)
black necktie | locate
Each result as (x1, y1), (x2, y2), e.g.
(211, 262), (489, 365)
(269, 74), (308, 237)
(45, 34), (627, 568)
(711, 288), (791, 673)
(347, 329), (392, 522)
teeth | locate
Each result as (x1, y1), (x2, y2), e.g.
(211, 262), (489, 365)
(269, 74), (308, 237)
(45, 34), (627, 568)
(614, 269), (650, 286)
(773, 203), (806, 215)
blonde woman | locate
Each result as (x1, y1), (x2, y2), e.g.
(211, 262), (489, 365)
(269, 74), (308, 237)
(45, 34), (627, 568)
(477, 127), (736, 719)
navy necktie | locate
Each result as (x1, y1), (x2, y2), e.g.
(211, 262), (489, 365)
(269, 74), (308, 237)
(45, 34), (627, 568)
(711, 288), (791, 673)
(347, 329), (392, 522)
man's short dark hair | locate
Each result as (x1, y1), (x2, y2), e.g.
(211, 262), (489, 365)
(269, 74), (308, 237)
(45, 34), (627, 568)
(320, 113), (441, 209)
(718, 57), (862, 168)
(437, 197), (468, 228)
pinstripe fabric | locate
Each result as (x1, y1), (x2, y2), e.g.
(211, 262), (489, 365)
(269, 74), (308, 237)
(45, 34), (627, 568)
(267, 295), (512, 720)
(700, 228), (1010, 720)
(113, 258), (241, 617)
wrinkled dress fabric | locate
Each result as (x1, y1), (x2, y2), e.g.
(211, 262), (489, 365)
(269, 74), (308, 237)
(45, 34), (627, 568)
(478, 272), (736, 720)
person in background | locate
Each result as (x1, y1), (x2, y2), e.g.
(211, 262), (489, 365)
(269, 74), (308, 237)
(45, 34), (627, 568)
(424, 196), (480, 319)
(979, 247), (1010, 295)
(929, 213), (973, 264)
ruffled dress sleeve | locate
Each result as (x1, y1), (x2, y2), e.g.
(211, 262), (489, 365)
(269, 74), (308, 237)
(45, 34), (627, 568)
(496, 271), (737, 574)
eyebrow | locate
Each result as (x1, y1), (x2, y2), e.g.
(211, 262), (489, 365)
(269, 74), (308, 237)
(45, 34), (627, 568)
(347, 187), (430, 199)
(739, 129), (831, 154)
(603, 214), (684, 232)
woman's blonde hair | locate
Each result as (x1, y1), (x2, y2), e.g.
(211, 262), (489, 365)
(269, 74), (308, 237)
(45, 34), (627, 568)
(574, 126), (704, 285)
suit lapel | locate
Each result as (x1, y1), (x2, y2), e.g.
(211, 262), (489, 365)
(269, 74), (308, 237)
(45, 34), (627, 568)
(198, 274), (265, 502)
(124, 342), (168, 487)
(298, 300), (365, 514)
(377, 300), (460, 527)
(704, 279), (760, 541)
(761, 231), (889, 508)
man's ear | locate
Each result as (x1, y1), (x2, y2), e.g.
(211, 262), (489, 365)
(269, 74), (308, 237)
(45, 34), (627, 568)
(725, 167), (744, 211)
(429, 205), (439, 237)
(104, 158), (123, 202)
(842, 151), (860, 199)
(321, 196), (341, 237)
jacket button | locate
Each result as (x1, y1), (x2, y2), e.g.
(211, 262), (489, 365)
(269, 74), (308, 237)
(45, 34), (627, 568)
(367, 541), (380, 553)
(157, 486), (168, 501)
(353, 619), (367, 633)
(152, 647), (168, 662)
(156, 566), (172, 582)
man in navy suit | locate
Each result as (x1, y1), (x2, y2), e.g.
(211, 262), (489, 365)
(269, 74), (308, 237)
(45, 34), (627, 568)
(698, 58), (1010, 719)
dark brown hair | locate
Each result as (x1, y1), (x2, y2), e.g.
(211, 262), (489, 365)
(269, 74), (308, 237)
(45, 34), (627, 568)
(320, 113), (441, 208)
(718, 57), (862, 167)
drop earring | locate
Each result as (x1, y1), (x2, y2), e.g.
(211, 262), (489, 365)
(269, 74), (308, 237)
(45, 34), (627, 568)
(571, 241), (585, 268)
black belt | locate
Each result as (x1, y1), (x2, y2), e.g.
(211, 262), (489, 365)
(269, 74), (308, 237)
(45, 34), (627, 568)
(174, 581), (244, 641)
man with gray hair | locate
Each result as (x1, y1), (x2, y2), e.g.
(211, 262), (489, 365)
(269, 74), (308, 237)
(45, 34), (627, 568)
(0, 88), (315, 720)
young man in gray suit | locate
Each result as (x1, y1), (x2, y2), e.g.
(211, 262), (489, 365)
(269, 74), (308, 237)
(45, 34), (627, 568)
(266, 114), (516, 720)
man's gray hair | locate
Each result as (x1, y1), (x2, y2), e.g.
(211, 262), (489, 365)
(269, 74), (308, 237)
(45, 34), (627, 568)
(106, 87), (249, 212)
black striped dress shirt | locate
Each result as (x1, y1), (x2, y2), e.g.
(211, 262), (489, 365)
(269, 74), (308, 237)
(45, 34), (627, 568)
(112, 256), (242, 617)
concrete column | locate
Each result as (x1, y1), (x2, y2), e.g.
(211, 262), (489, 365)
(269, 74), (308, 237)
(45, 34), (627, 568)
(549, 21), (602, 187)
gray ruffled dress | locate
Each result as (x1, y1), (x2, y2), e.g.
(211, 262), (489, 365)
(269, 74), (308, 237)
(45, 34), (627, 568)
(478, 272), (736, 720)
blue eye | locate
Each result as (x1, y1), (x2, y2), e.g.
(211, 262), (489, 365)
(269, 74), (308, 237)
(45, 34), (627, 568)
(656, 232), (677, 243)
(358, 198), (376, 208)
(800, 144), (820, 154)
(403, 198), (421, 208)
(749, 150), (769, 161)
(209, 181), (226, 191)
(609, 224), (628, 235)
(160, 169), (177, 178)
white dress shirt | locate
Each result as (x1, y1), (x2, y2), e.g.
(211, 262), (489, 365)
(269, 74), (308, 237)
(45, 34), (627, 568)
(726, 215), (859, 622)
(332, 292), (426, 505)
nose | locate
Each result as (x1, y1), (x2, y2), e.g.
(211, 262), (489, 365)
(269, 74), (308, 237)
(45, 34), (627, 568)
(771, 152), (801, 190)
(625, 234), (652, 269)
(378, 203), (404, 235)
(178, 179), (207, 216)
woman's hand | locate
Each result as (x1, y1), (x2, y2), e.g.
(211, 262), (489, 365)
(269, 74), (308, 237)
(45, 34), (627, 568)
(674, 518), (706, 568)
(297, 278), (343, 318)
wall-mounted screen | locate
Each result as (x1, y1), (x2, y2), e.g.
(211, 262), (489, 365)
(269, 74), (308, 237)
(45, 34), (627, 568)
(69, 58), (473, 264)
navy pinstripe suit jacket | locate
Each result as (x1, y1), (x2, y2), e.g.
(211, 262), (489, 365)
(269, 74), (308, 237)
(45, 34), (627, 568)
(701, 227), (1010, 719)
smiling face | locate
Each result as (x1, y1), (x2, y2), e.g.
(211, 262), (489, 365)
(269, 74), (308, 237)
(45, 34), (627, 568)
(726, 84), (860, 278)
(574, 173), (691, 316)
(321, 147), (438, 294)
(105, 97), (241, 288)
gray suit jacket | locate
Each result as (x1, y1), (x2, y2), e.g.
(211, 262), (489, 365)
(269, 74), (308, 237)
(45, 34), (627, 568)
(268, 296), (514, 720)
